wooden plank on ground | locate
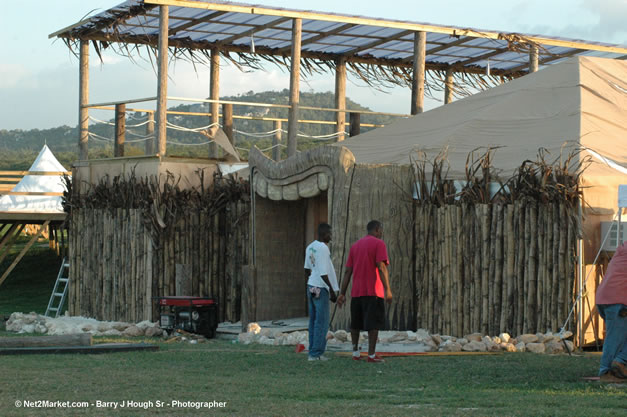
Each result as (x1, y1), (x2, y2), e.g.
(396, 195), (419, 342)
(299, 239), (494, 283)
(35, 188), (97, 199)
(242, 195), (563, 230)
(0, 333), (92, 348)
(0, 343), (158, 356)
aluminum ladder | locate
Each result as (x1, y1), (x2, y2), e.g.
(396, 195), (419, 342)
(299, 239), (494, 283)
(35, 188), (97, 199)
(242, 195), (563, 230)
(45, 258), (70, 318)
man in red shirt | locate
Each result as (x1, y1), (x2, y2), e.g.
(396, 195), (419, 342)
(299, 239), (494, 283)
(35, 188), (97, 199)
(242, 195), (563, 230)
(596, 242), (627, 383)
(337, 220), (393, 363)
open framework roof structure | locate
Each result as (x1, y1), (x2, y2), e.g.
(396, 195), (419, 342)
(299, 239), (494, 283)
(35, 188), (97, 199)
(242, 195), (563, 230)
(51, 0), (627, 95)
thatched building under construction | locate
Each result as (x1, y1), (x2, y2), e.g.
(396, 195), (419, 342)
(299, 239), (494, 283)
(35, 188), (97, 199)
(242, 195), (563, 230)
(249, 57), (627, 345)
(50, 2), (627, 344)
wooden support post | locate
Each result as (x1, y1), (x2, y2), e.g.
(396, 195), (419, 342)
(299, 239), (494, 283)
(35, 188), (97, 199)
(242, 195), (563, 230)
(114, 103), (126, 157)
(175, 264), (192, 296)
(156, 5), (169, 156)
(335, 58), (346, 141)
(529, 45), (539, 73)
(145, 112), (155, 155)
(222, 102), (234, 145)
(78, 40), (89, 160)
(349, 112), (361, 137)
(209, 49), (221, 158)
(0, 224), (18, 251)
(272, 120), (282, 161)
(0, 220), (50, 288)
(287, 18), (302, 157)
(444, 67), (454, 104)
(411, 31), (427, 115)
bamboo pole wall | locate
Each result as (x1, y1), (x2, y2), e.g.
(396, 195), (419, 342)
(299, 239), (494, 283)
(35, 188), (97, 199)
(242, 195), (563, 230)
(65, 173), (249, 323)
(411, 149), (584, 336)
(414, 200), (578, 336)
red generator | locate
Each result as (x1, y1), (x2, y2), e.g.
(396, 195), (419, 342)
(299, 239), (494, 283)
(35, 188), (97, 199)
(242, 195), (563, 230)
(155, 297), (218, 338)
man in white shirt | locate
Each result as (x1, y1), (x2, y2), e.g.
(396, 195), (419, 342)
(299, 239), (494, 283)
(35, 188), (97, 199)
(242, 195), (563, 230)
(304, 223), (339, 361)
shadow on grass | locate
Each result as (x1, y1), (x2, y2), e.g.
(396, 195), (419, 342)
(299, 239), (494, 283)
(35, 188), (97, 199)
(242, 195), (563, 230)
(0, 244), (64, 318)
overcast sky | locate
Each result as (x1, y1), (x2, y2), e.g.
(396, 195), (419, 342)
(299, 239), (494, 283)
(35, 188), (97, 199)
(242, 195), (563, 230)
(0, 0), (626, 130)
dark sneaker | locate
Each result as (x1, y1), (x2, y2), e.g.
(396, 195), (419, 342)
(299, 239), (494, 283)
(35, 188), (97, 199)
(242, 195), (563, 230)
(611, 361), (627, 379)
(367, 355), (385, 363)
(600, 372), (626, 383)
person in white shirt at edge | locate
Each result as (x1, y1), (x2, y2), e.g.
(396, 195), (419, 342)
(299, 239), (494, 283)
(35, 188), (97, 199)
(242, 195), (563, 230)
(304, 223), (339, 361)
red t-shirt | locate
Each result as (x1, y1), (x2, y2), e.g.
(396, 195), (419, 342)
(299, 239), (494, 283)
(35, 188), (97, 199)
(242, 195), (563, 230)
(346, 235), (389, 298)
(597, 243), (627, 305)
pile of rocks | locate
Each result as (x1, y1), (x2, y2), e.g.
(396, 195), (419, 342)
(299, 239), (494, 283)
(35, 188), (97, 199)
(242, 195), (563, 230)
(237, 323), (575, 354)
(5, 312), (163, 338)
(237, 323), (309, 346)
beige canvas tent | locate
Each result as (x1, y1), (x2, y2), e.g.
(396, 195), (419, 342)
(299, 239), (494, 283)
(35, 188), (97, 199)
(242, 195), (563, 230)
(248, 56), (627, 343)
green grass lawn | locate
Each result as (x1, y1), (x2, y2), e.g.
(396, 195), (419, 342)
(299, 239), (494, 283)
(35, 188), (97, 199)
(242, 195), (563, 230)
(1, 247), (625, 417)
(0, 339), (623, 417)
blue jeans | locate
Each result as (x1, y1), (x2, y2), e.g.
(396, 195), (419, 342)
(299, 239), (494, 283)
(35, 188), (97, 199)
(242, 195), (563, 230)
(597, 304), (627, 376)
(307, 285), (330, 358)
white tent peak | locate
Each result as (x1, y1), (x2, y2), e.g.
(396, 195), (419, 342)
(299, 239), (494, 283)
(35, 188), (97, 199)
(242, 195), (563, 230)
(0, 145), (68, 213)
(29, 144), (67, 172)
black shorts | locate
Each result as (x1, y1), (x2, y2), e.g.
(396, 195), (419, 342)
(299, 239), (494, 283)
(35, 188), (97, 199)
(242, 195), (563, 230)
(350, 296), (385, 331)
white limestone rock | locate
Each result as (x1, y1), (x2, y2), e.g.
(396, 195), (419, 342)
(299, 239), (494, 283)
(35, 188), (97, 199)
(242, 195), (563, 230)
(334, 330), (348, 342)
(542, 332), (558, 344)
(387, 332), (408, 343)
(545, 341), (564, 354)
(406, 331), (417, 341)
(238, 332), (254, 344)
(112, 322), (131, 332)
(431, 334), (442, 346)
(415, 329), (431, 340)
(285, 334), (297, 345)
(515, 342), (526, 352)
(525, 342), (546, 354)
(457, 338), (469, 346)
(259, 328), (273, 338)
(482, 336), (500, 352)
(145, 327), (163, 337)
(499, 333), (511, 343)
(122, 325), (144, 337)
(247, 323), (261, 334)
(462, 341), (487, 352)
(500, 342), (517, 352)
(559, 330), (574, 340)
(258, 335), (275, 345)
(517, 334), (539, 344)
(464, 333), (483, 342)
(136, 320), (156, 330)
(103, 329), (122, 337)
(440, 340), (462, 352)
(491, 336), (501, 345)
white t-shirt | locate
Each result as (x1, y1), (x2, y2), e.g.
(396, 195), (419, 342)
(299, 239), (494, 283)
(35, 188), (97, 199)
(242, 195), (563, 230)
(304, 240), (339, 291)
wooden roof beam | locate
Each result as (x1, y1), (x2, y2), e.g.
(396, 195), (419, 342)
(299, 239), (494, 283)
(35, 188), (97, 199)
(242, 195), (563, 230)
(169, 10), (228, 35)
(61, 32), (526, 77)
(144, 0), (627, 54)
(503, 48), (585, 75)
(426, 36), (474, 55)
(342, 29), (414, 56)
(278, 23), (356, 53)
(453, 47), (509, 68)
(218, 16), (292, 45)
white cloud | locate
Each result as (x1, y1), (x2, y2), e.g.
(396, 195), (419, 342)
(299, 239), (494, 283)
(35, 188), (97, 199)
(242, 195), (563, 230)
(0, 64), (35, 89)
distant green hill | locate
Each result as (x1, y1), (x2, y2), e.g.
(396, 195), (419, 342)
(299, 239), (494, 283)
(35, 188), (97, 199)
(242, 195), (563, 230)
(0, 90), (397, 169)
